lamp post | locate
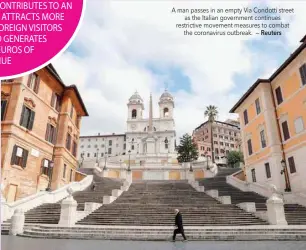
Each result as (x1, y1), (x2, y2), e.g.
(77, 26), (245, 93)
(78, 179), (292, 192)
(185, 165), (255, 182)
(79, 152), (84, 168)
(280, 159), (291, 192)
(164, 138), (169, 165)
(96, 148), (99, 164)
(127, 150), (131, 172)
(46, 161), (54, 191)
(103, 152), (108, 170)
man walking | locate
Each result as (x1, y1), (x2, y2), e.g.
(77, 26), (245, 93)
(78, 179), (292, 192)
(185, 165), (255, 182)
(172, 209), (187, 242)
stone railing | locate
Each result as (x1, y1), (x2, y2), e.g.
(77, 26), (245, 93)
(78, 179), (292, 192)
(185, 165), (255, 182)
(1, 175), (93, 222)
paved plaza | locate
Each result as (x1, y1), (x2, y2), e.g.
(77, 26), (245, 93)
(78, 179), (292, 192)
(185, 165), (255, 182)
(2, 236), (306, 250)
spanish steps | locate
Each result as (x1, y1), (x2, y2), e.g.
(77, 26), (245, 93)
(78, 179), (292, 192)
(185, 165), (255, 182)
(198, 168), (306, 225)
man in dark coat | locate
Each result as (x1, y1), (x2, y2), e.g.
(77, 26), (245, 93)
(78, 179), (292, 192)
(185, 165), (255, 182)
(172, 209), (187, 242)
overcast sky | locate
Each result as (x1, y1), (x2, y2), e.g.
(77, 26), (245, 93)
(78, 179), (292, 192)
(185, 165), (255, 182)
(54, 1), (305, 138)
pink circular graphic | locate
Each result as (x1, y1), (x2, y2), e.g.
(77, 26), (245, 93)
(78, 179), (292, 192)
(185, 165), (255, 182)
(0, 0), (84, 78)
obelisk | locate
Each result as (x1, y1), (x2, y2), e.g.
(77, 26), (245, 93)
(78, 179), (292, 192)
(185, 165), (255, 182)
(146, 93), (156, 154)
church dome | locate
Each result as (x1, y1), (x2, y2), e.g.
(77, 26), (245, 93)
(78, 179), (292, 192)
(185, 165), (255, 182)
(129, 91), (143, 103)
(160, 90), (173, 102)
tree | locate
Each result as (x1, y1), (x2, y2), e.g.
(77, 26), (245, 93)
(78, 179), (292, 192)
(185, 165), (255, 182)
(177, 133), (199, 163)
(227, 150), (244, 168)
(204, 105), (218, 163)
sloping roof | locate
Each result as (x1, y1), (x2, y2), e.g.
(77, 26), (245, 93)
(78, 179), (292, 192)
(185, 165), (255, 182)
(230, 35), (306, 113)
(46, 64), (89, 116)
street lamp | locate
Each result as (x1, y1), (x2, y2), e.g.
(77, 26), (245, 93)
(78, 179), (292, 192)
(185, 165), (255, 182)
(164, 138), (169, 165)
(280, 159), (291, 192)
(127, 150), (131, 172)
(96, 148), (99, 164)
(103, 152), (108, 170)
(79, 152), (84, 168)
(46, 161), (54, 191)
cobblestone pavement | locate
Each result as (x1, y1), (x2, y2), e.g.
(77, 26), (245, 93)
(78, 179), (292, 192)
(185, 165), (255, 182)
(2, 236), (306, 250)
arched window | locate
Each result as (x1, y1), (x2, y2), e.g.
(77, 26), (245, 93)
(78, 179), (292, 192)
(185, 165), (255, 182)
(163, 107), (169, 117)
(164, 137), (169, 149)
(132, 109), (137, 119)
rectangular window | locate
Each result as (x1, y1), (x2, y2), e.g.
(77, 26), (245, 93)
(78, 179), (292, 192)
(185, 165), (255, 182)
(255, 98), (261, 115)
(69, 169), (73, 182)
(214, 141), (218, 145)
(294, 117), (304, 134)
(251, 168), (256, 182)
(1, 100), (7, 121)
(51, 93), (61, 112)
(123, 144), (126, 150)
(66, 133), (72, 150)
(41, 159), (50, 176)
(19, 105), (35, 130)
(87, 153), (90, 157)
(288, 156), (296, 174)
(72, 141), (77, 157)
(243, 110), (249, 125)
(10, 145), (29, 168)
(108, 148), (112, 154)
(215, 148), (219, 154)
(45, 124), (57, 144)
(63, 164), (67, 178)
(281, 121), (290, 141)
(247, 139), (253, 155)
(275, 86), (283, 105)
(299, 64), (306, 86)
(27, 73), (40, 93)
(260, 130), (266, 148)
(109, 140), (112, 146)
(265, 163), (271, 179)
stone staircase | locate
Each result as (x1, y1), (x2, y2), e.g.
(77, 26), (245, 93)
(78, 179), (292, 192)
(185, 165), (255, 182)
(20, 224), (306, 240)
(198, 168), (306, 225)
(77, 180), (268, 226)
(3, 174), (123, 226)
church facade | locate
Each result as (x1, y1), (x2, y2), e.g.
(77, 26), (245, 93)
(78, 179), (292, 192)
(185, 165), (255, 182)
(126, 91), (176, 158)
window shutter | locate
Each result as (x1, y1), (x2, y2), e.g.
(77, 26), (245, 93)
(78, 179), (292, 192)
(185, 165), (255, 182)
(51, 92), (55, 107)
(22, 149), (29, 169)
(34, 75), (40, 93)
(1, 100), (7, 121)
(28, 110), (35, 130)
(56, 95), (61, 112)
(10, 145), (18, 165)
(45, 124), (50, 141)
(19, 105), (26, 126)
(41, 158), (45, 174)
(299, 65), (306, 86)
(52, 127), (57, 145)
(27, 74), (33, 87)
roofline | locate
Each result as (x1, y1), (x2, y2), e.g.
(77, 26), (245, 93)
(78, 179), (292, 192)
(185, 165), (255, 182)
(194, 120), (240, 131)
(80, 134), (126, 138)
(229, 79), (270, 113)
(46, 64), (89, 117)
(230, 36), (306, 113)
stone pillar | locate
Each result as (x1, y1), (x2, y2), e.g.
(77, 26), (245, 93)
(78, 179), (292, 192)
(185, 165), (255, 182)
(266, 190), (287, 225)
(9, 209), (25, 236)
(102, 169), (109, 178)
(58, 195), (78, 226)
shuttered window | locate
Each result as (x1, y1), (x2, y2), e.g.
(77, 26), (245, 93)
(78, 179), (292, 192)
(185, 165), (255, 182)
(66, 133), (72, 150)
(51, 93), (61, 112)
(19, 105), (35, 130)
(260, 130), (266, 148)
(251, 168), (256, 182)
(41, 159), (51, 175)
(243, 110), (248, 125)
(10, 145), (29, 168)
(247, 139), (253, 155)
(288, 157), (296, 174)
(299, 64), (306, 86)
(45, 124), (57, 144)
(27, 73), (40, 94)
(1, 100), (7, 121)
(72, 141), (77, 157)
(265, 163), (271, 179)
(255, 98), (261, 114)
(281, 121), (290, 141)
(275, 87), (283, 105)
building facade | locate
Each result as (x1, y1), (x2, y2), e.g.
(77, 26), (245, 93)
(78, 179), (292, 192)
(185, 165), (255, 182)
(126, 91), (176, 157)
(230, 35), (306, 193)
(192, 120), (241, 164)
(1, 64), (88, 202)
(78, 133), (126, 164)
